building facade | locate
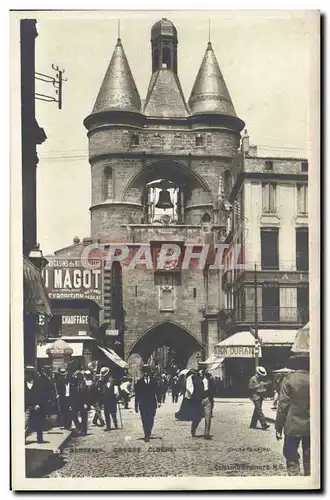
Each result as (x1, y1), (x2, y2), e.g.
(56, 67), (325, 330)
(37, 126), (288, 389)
(217, 132), (309, 394)
(51, 18), (309, 378)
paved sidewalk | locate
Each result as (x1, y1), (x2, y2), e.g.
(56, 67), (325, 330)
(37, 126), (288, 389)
(25, 419), (72, 477)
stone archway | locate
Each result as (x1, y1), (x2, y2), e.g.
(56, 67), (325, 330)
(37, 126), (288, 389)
(126, 320), (203, 373)
(121, 159), (212, 203)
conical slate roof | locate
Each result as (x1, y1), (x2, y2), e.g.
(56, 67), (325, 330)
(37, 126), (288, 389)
(92, 38), (141, 114)
(144, 69), (189, 118)
(188, 42), (237, 117)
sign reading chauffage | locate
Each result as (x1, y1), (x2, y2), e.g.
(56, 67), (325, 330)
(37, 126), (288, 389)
(43, 258), (102, 305)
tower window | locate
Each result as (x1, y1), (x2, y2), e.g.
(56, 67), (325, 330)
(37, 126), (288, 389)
(195, 134), (204, 147)
(103, 166), (113, 200)
(162, 47), (171, 69)
(152, 49), (159, 73)
(193, 287), (197, 299)
(131, 133), (139, 146)
(301, 161), (308, 173)
(152, 133), (161, 148)
(174, 134), (183, 149)
(201, 213), (211, 223)
(206, 134), (212, 146)
(224, 170), (232, 195)
(265, 160), (273, 171)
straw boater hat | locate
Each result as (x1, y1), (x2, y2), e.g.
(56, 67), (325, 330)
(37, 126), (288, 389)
(100, 367), (110, 377)
(256, 366), (267, 377)
(58, 367), (67, 375)
(25, 365), (36, 372)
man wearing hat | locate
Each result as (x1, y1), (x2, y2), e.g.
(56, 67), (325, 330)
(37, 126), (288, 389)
(99, 367), (119, 431)
(38, 365), (55, 418)
(189, 363), (214, 440)
(134, 364), (162, 442)
(25, 366), (45, 443)
(92, 369), (105, 427)
(248, 366), (271, 430)
(55, 368), (77, 430)
(275, 355), (310, 476)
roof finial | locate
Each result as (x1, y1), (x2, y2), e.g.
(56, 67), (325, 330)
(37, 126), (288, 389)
(118, 19), (121, 40)
(208, 19), (211, 43)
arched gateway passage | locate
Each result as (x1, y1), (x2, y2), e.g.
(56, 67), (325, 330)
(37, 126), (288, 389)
(127, 320), (203, 373)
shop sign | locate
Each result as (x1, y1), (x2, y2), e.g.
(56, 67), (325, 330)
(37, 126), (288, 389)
(215, 345), (262, 358)
(105, 329), (119, 336)
(43, 258), (102, 305)
(62, 315), (89, 325)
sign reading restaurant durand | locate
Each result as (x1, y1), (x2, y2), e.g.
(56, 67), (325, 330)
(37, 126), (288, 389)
(42, 258), (102, 305)
(215, 346), (262, 358)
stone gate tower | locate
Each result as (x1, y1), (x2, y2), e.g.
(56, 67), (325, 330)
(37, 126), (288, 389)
(84, 18), (245, 370)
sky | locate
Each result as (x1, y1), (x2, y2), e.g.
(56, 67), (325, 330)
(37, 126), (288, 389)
(16, 10), (317, 255)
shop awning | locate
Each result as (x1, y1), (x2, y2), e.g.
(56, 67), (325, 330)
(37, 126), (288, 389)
(204, 353), (225, 371)
(37, 342), (84, 359)
(23, 256), (52, 316)
(291, 322), (309, 354)
(214, 329), (297, 358)
(97, 346), (128, 369)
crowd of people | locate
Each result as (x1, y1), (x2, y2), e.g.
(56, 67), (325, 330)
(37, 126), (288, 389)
(25, 363), (133, 443)
(25, 354), (310, 476)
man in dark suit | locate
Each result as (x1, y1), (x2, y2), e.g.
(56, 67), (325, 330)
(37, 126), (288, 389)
(275, 355), (310, 476)
(170, 375), (180, 403)
(55, 368), (79, 430)
(99, 367), (119, 431)
(135, 364), (161, 442)
(25, 366), (45, 443)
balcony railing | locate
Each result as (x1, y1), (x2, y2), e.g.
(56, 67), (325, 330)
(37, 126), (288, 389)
(220, 307), (309, 328)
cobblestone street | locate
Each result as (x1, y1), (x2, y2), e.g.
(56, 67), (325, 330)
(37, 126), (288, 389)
(48, 398), (287, 478)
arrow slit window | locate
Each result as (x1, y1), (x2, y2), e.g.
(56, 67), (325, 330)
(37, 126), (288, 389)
(103, 166), (113, 200)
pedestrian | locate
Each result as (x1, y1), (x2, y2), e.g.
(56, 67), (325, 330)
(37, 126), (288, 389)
(120, 375), (132, 409)
(248, 366), (271, 430)
(272, 374), (284, 410)
(55, 367), (80, 431)
(134, 364), (161, 442)
(190, 363), (214, 440)
(25, 366), (45, 444)
(75, 370), (95, 436)
(92, 371), (105, 427)
(275, 355), (310, 476)
(100, 368), (119, 431)
(38, 365), (55, 419)
(170, 375), (180, 403)
(160, 374), (168, 403)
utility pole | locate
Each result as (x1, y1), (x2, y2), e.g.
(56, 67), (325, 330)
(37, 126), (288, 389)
(35, 64), (67, 109)
(253, 262), (259, 370)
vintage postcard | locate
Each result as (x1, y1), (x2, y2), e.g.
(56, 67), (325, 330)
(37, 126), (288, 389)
(10, 9), (320, 490)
